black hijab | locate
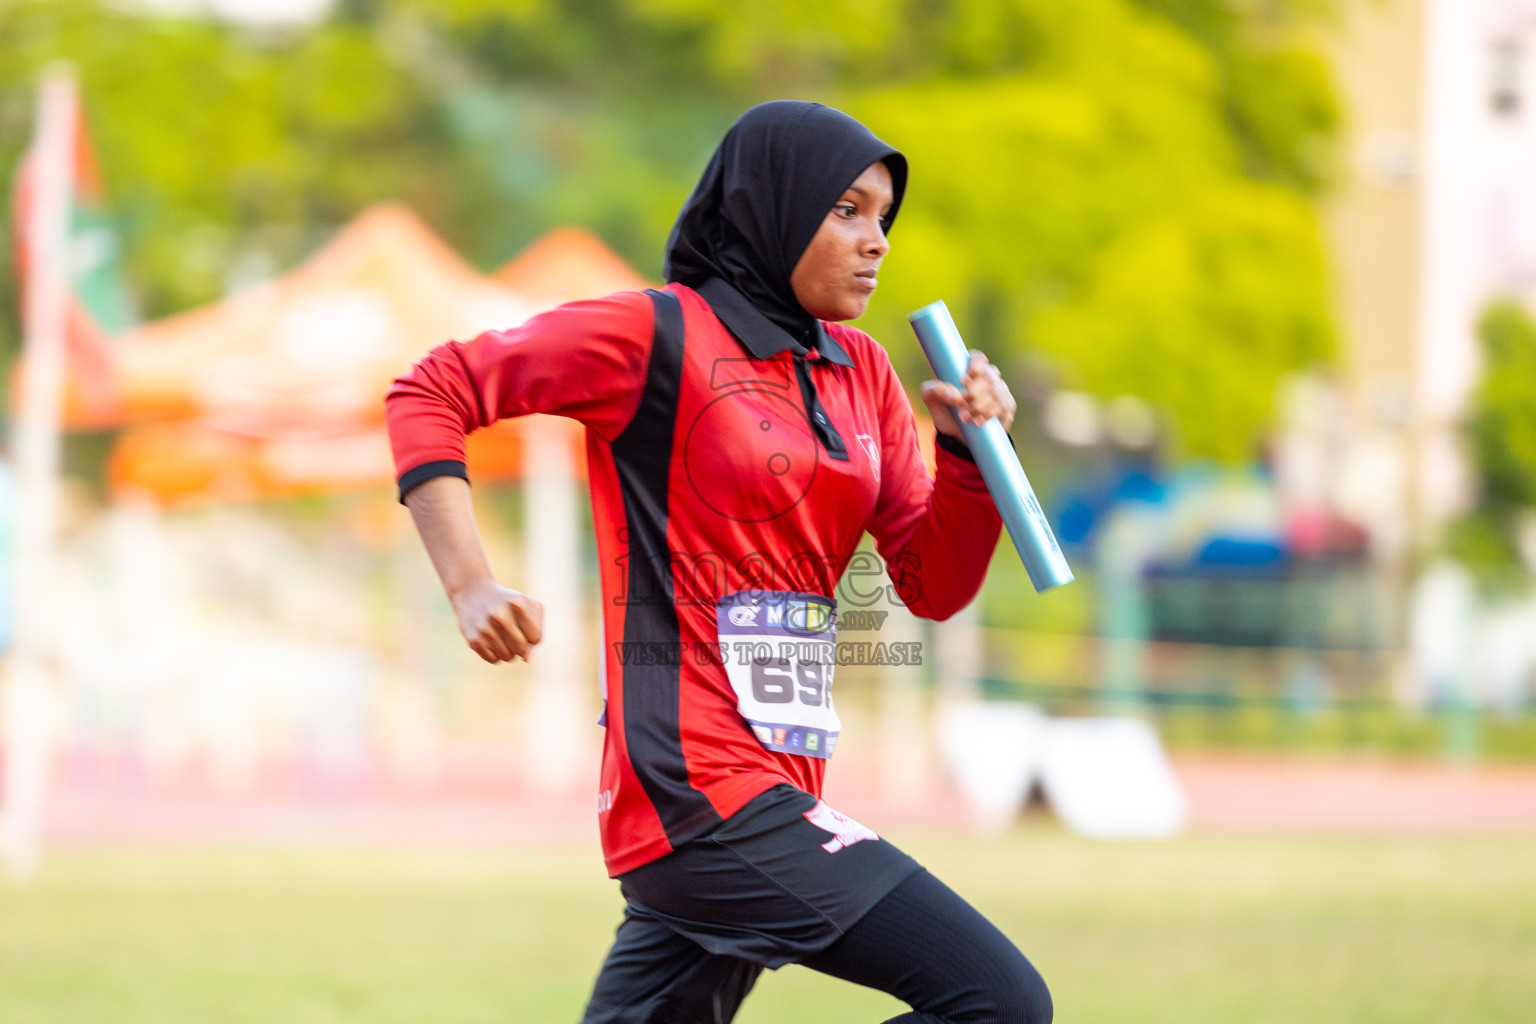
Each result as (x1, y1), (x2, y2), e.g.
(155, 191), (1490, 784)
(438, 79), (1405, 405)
(664, 100), (908, 347)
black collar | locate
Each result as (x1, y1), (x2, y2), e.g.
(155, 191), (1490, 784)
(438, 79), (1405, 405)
(696, 277), (855, 368)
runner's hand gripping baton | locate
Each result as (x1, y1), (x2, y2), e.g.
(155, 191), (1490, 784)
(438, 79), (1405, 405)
(908, 300), (1074, 593)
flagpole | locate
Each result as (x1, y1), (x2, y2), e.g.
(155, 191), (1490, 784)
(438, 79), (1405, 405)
(3, 63), (77, 881)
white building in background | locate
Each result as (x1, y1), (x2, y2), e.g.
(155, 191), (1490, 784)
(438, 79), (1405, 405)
(1320, 0), (1536, 710)
(1329, 0), (1536, 547)
(1418, 0), (1536, 520)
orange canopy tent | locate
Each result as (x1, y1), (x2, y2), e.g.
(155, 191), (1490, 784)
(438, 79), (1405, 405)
(95, 204), (570, 504)
(110, 203), (539, 429)
(492, 226), (653, 306)
(22, 207), (659, 505)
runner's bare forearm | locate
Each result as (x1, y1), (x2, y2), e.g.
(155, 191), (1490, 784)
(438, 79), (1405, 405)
(403, 475), (495, 600)
(404, 475), (544, 663)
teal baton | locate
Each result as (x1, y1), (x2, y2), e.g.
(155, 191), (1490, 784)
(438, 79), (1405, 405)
(907, 300), (1074, 593)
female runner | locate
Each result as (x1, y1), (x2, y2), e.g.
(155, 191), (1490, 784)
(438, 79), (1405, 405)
(385, 100), (1052, 1024)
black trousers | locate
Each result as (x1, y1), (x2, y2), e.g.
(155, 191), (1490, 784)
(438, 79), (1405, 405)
(581, 866), (1052, 1024)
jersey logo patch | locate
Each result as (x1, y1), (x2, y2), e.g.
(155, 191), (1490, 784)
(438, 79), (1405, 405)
(856, 433), (879, 483)
(804, 799), (879, 853)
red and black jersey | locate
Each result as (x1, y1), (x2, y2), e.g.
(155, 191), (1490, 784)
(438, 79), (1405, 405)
(385, 282), (1002, 876)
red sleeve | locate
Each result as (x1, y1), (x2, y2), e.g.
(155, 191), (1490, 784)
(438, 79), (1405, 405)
(384, 290), (654, 497)
(862, 342), (1003, 621)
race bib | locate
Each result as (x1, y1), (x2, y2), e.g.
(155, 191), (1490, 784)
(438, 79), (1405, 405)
(716, 590), (840, 759)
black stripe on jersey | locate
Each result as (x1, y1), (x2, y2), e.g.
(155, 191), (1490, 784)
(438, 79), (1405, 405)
(610, 288), (722, 844)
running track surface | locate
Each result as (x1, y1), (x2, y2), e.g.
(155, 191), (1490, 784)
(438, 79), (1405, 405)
(29, 753), (1536, 844)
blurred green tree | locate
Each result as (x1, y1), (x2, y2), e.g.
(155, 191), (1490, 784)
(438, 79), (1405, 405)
(844, 1), (1336, 459)
(0, 0), (449, 325)
(372, 0), (1342, 458)
(1448, 302), (1536, 594)
(2, 0), (1338, 462)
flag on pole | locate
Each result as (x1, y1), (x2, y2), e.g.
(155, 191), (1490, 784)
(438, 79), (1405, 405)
(9, 79), (130, 429)
(4, 63), (84, 881)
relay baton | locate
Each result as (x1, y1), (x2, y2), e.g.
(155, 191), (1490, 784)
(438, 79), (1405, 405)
(907, 300), (1074, 593)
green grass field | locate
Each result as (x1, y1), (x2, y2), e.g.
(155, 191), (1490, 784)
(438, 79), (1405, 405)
(1, 826), (1532, 1023)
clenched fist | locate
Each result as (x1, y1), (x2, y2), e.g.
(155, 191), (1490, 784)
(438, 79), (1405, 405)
(450, 578), (545, 664)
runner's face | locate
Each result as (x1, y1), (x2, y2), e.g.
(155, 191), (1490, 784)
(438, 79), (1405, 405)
(789, 161), (894, 323)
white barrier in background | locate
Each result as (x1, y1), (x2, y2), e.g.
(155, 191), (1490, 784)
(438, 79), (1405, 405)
(939, 700), (1186, 839)
(1039, 716), (1186, 839)
(938, 701), (1047, 833)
